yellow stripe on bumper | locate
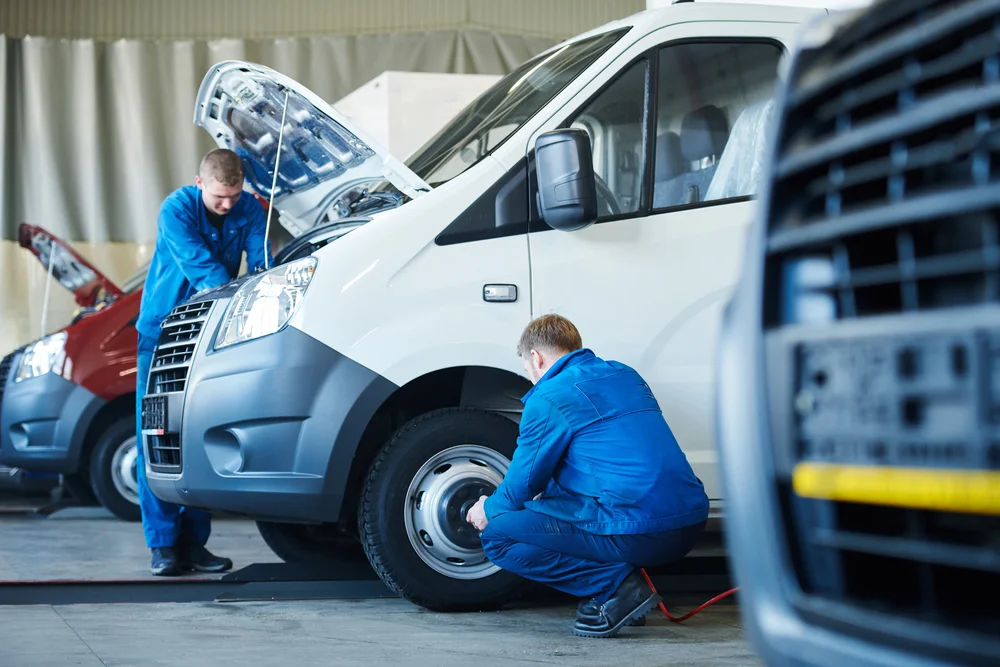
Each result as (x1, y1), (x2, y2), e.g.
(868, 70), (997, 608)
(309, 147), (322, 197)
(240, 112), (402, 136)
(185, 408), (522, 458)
(792, 463), (1000, 516)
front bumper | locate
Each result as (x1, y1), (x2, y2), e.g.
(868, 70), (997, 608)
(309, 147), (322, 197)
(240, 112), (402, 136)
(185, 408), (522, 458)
(0, 371), (105, 474)
(716, 256), (998, 666)
(143, 300), (396, 523)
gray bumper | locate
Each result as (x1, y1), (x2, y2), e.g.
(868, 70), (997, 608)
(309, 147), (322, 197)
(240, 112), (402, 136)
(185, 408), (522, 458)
(0, 372), (105, 474)
(144, 311), (396, 523)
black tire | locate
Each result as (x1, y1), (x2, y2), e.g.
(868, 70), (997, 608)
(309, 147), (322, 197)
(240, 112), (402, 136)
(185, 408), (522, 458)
(62, 473), (98, 506)
(256, 521), (366, 564)
(359, 407), (529, 612)
(89, 416), (142, 522)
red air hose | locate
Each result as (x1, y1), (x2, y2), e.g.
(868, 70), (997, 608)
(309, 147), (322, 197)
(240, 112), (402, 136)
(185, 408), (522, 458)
(639, 568), (740, 623)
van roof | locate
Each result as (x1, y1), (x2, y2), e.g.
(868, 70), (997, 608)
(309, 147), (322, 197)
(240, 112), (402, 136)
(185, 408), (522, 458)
(556, 2), (829, 50)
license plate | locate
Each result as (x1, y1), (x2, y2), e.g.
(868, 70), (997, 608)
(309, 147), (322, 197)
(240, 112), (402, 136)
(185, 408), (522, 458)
(791, 330), (1000, 515)
(141, 395), (167, 435)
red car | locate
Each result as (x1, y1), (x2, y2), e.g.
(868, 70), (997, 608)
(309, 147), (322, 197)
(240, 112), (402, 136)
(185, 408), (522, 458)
(0, 223), (146, 520)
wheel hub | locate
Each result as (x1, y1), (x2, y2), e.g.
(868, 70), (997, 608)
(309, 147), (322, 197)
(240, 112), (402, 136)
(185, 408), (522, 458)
(404, 444), (510, 580)
(111, 436), (140, 505)
(437, 478), (496, 550)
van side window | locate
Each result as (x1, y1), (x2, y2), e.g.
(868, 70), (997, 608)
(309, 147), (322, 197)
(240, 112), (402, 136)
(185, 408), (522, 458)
(653, 42), (782, 210)
(567, 60), (648, 219)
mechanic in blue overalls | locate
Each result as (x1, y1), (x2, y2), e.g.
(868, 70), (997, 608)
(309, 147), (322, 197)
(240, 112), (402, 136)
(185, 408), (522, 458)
(135, 148), (270, 576)
(466, 314), (710, 638)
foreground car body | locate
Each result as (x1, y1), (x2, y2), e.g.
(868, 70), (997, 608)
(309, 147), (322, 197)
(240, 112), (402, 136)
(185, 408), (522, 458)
(717, 1), (1000, 664)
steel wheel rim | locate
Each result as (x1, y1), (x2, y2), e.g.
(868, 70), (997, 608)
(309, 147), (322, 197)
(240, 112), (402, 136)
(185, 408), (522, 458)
(111, 436), (140, 505)
(403, 444), (509, 580)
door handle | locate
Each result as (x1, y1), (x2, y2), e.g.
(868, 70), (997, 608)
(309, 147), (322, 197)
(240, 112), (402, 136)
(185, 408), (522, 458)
(483, 285), (517, 302)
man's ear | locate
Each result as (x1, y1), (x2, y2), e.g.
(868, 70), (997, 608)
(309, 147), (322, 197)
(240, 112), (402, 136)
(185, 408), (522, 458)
(195, 175), (204, 189)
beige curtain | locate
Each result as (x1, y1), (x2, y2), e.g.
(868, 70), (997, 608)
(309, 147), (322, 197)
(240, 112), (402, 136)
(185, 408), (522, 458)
(0, 30), (553, 243)
(0, 30), (554, 351)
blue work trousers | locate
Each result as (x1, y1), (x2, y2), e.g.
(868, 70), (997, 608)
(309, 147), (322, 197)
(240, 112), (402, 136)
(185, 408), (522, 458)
(481, 509), (705, 603)
(135, 334), (212, 549)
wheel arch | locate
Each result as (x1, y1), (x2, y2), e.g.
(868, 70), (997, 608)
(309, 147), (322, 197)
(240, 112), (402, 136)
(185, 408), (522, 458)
(333, 365), (530, 528)
(79, 392), (135, 470)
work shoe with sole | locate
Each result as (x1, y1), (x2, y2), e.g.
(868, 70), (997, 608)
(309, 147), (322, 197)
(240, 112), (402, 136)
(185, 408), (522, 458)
(150, 547), (181, 577)
(573, 571), (661, 638)
(577, 598), (646, 626)
(178, 544), (233, 573)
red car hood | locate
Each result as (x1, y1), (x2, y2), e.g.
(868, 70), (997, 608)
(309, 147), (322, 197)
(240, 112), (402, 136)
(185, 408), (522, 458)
(17, 222), (123, 308)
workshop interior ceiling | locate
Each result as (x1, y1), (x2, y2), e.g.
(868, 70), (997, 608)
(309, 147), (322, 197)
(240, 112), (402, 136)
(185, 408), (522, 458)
(0, 0), (647, 41)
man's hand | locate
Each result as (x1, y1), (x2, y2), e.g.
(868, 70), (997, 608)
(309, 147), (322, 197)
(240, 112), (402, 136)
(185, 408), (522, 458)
(465, 495), (489, 531)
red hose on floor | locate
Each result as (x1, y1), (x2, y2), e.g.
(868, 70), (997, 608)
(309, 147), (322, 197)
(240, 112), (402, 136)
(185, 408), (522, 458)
(639, 568), (740, 623)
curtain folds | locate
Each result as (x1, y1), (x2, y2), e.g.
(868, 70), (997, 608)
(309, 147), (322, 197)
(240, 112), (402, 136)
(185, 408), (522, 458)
(0, 30), (554, 244)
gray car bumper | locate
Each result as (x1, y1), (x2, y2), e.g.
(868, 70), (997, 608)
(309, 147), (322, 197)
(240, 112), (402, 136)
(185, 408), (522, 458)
(144, 313), (396, 523)
(0, 372), (105, 474)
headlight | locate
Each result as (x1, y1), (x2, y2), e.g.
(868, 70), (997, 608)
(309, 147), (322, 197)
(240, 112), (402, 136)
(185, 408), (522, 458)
(15, 332), (68, 382)
(214, 257), (317, 349)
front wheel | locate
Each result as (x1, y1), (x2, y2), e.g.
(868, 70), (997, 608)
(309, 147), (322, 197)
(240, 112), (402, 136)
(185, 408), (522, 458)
(89, 416), (142, 522)
(359, 407), (528, 611)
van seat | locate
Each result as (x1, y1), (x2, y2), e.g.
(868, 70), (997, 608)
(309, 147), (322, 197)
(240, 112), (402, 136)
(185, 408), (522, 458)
(654, 105), (729, 208)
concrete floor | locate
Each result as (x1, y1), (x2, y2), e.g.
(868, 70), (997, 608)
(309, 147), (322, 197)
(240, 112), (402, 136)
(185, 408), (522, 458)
(0, 507), (278, 581)
(0, 499), (763, 666)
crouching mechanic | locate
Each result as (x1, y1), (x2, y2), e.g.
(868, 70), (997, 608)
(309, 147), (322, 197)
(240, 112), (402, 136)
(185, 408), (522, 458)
(465, 314), (710, 637)
(135, 148), (271, 576)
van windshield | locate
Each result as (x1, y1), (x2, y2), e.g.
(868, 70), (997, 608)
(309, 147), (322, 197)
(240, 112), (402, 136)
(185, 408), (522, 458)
(403, 29), (628, 187)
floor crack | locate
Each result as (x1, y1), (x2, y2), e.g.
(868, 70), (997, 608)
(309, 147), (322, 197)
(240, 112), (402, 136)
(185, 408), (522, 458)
(52, 606), (109, 667)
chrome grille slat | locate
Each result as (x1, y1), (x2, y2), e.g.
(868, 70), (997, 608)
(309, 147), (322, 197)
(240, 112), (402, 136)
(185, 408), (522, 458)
(148, 300), (213, 396)
(813, 30), (1000, 126)
(776, 87), (1000, 181)
(0, 347), (21, 397)
(768, 185), (1000, 253)
(791, 0), (986, 109)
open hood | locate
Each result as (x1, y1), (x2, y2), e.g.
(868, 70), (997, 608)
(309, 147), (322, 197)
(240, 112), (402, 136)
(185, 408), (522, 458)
(17, 223), (123, 308)
(194, 61), (432, 236)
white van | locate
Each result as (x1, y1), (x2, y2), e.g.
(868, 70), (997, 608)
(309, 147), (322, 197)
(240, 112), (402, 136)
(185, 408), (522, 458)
(143, 2), (824, 610)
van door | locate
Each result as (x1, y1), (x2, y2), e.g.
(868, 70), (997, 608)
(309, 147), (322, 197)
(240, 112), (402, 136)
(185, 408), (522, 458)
(526, 22), (799, 500)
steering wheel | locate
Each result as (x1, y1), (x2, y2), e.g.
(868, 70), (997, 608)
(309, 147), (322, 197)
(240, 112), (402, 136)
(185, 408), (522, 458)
(594, 174), (622, 217)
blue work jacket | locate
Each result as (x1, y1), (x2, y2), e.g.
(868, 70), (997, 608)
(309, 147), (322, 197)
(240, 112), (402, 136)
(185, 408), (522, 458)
(136, 186), (269, 342)
(484, 348), (710, 535)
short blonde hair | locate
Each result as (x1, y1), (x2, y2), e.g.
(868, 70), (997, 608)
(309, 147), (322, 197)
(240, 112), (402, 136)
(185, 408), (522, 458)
(199, 148), (244, 187)
(517, 314), (583, 357)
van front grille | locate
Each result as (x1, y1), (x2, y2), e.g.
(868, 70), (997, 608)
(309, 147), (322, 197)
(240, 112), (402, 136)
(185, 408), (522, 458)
(759, 0), (1000, 659)
(148, 301), (213, 395)
(765, 0), (1000, 327)
(147, 434), (182, 472)
(0, 347), (22, 399)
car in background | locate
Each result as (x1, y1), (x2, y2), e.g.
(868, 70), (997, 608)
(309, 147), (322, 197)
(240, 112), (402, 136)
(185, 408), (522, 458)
(0, 223), (147, 520)
(716, 0), (1000, 664)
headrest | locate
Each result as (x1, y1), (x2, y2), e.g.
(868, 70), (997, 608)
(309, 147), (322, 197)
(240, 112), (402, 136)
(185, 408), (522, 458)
(654, 131), (685, 181)
(681, 105), (729, 162)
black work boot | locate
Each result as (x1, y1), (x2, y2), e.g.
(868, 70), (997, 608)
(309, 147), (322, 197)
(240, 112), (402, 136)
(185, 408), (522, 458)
(573, 571), (661, 638)
(178, 543), (233, 573)
(577, 598), (646, 626)
(150, 547), (181, 576)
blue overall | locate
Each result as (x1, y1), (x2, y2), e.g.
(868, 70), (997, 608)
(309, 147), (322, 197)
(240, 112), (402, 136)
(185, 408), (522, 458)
(481, 349), (710, 602)
(135, 185), (269, 549)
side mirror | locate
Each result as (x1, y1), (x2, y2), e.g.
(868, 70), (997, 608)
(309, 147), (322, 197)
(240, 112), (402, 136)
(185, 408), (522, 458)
(534, 129), (598, 232)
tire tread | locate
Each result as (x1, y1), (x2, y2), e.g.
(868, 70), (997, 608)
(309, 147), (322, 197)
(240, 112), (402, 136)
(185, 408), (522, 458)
(358, 407), (525, 611)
